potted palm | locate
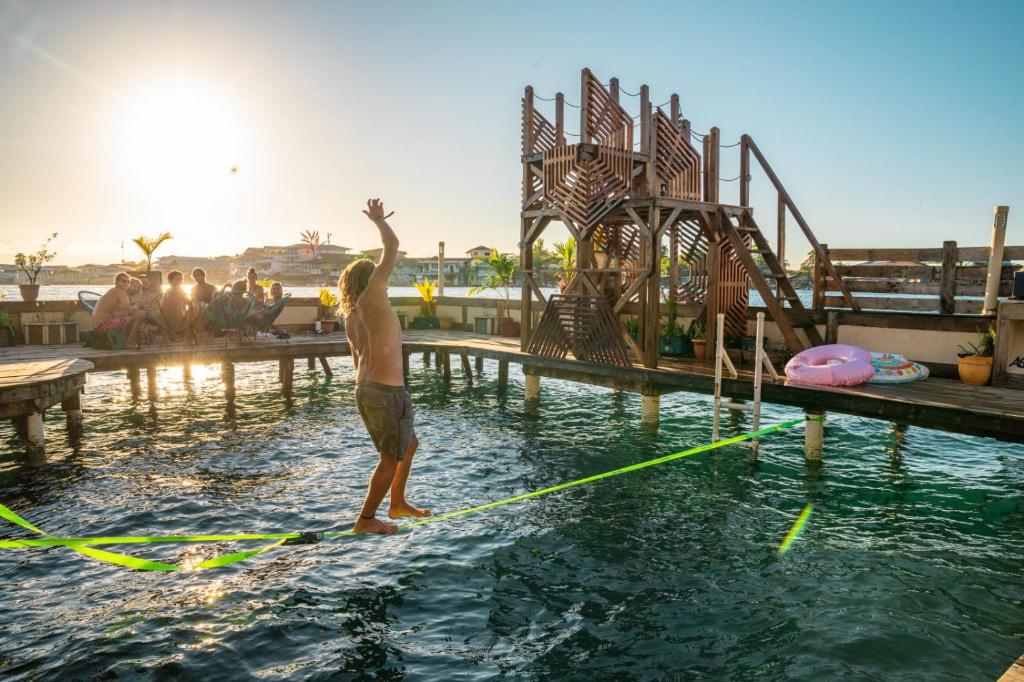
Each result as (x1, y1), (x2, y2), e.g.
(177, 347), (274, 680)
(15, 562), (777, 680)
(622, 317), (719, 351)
(0, 309), (16, 347)
(412, 277), (439, 329)
(624, 316), (639, 341)
(658, 293), (690, 355)
(468, 248), (519, 337)
(689, 317), (707, 359)
(14, 232), (58, 302)
(957, 325), (996, 385)
(317, 288), (340, 333)
(132, 232), (172, 286)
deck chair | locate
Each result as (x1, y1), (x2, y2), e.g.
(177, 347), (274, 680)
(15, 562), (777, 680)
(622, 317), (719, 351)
(248, 294), (292, 334)
(78, 290), (127, 350)
(205, 293), (255, 337)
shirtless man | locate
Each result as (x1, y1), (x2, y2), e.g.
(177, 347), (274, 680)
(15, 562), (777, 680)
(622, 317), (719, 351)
(92, 273), (145, 346)
(191, 268), (218, 305)
(341, 198), (430, 534)
(159, 270), (191, 342)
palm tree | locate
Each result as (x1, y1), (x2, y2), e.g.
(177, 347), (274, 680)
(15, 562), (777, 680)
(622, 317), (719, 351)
(467, 248), (518, 320)
(553, 237), (576, 291)
(132, 232), (172, 271)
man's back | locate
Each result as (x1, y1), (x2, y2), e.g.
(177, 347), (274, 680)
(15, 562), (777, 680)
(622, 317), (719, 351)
(349, 287), (403, 386)
(93, 287), (127, 326)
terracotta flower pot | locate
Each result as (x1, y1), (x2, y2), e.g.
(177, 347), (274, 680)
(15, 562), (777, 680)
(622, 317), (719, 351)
(692, 339), (707, 359)
(499, 319), (520, 337)
(19, 284), (40, 302)
(439, 316), (454, 331)
(958, 355), (992, 385)
(320, 319), (338, 334)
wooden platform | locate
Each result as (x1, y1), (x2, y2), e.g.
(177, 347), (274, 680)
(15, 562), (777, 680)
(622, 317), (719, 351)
(3, 330), (1024, 443)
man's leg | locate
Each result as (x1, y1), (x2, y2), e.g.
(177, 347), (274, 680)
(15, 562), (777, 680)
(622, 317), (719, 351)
(388, 437), (431, 519)
(354, 455), (400, 534)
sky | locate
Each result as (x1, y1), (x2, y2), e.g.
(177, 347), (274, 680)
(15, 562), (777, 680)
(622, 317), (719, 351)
(0, 0), (1022, 267)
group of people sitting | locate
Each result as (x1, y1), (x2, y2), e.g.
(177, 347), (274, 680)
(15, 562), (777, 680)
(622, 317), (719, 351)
(91, 267), (288, 347)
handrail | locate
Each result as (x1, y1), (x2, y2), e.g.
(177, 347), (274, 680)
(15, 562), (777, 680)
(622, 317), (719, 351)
(742, 134), (861, 312)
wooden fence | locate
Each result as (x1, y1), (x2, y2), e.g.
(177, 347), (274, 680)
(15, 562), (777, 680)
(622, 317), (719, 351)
(813, 243), (1024, 314)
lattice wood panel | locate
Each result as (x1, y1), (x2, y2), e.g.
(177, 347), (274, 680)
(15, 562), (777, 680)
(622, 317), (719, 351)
(673, 219), (711, 305)
(522, 100), (558, 156)
(542, 145), (632, 234)
(715, 240), (751, 340)
(583, 71), (633, 150)
(654, 110), (701, 200)
(527, 294), (631, 367)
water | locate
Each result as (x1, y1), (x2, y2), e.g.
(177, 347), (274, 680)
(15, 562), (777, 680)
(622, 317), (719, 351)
(1, 360), (1022, 679)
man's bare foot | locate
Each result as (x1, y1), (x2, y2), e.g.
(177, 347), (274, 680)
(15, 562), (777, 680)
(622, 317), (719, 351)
(353, 516), (398, 534)
(388, 502), (431, 519)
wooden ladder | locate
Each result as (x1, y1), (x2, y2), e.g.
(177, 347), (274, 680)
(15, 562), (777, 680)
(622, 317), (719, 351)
(717, 207), (823, 353)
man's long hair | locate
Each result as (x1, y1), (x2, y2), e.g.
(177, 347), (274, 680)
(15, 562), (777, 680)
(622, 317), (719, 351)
(339, 259), (375, 316)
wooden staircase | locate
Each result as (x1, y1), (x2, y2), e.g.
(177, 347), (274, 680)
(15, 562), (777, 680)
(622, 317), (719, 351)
(717, 207), (824, 353)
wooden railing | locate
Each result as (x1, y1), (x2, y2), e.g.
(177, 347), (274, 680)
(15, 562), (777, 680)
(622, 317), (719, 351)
(815, 243), (1024, 314)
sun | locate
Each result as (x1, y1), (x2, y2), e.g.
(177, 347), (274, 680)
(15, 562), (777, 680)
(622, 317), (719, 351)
(109, 80), (250, 196)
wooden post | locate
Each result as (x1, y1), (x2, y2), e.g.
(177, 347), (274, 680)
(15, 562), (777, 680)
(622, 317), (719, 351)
(983, 206), (1010, 315)
(669, 220), (679, 302)
(645, 207), (662, 368)
(524, 374), (540, 402)
(670, 94), (680, 128)
(939, 240), (958, 315)
(805, 411), (824, 461)
(128, 368), (141, 397)
(13, 416), (28, 439)
(609, 77), (619, 104)
(437, 241), (445, 296)
(523, 86), (534, 155)
(441, 351), (451, 384)
(25, 412), (44, 453)
(61, 390), (83, 427)
(423, 351), (431, 367)
(497, 359), (509, 391)
(555, 92), (565, 145)
(280, 358), (293, 396)
(640, 84), (651, 157)
(460, 353), (473, 386)
(641, 394), (660, 425)
(777, 192), (786, 299)
(825, 310), (839, 344)
(579, 68), (591, 144)
(681, 118), (691, 142)
(521, 215), (533, 352)
(708, 127), (720, 203)
(812, 244), (826, 311)
(146, 367), (157, 401)
(475, 355), (484, 373)
(402, 351), (410, 377)
(222, 362), (235, 401)
(319, 357), (332, 376)
(739, 137), (750, 207)
(307, 357), (316, 370)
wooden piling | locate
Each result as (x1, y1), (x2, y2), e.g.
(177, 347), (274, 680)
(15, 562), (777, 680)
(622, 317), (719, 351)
(402, 351), (410, 377)
(182, 363), (191, 381)
(146, 367), (157, 401)
(308, 357), (316, 370)
(524, 374), (540, 402)
(26, 411), (44, 453)
(423, 351), (431, 368)
(128, 368), (141, 397)
(497, 359), (509, 391)
(61, 389), (83, 427)
(805, 411), (824, 461)
(222, 362), (235, 400)
(641, 394), (660, 425)
(460, 353), (473, 385)
(441, 351), (451, 384)
(475, 356), (484, 373)
(319, 357), (333, 376)
(280, 358), (294, 396)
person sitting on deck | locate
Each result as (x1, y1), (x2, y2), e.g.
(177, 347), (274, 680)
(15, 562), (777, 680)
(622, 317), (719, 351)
(92, 273), (146, 347)
(126, 276), (143, 304)
(247, 281), (290, 337)
(159, 270), (193, 343)
(191, 268), (218, 305)
(206, 279), (254, 342)
(246, 268), (266, 305)
(342, 198), (431, 534)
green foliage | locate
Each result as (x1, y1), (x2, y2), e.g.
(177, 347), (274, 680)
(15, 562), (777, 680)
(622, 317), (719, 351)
(301, 229), (323, 287)
(958, 325), (996, 357)
(688, 317), (707, 341)
(796, 250), (816, 276)
(14, 233), (58, 285)
(414, 277), (437, 317)
(553, 238), (576, 290)
(467, 248), (518, 319)
(318, 287), (339, 320)
(660, 292), (684, 337)
(132, 232), (172, 271)
(0, 309), (11, 327)
(624, 316), (639, 336)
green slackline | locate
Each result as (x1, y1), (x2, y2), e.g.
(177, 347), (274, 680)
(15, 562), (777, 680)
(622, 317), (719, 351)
(0, 416), (817, 572)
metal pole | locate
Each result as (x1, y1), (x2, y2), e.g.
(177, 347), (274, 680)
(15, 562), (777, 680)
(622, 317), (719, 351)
(438, 241), (445, 296)
(751, 312), (765, 454)
(983, 206), (1010, 315)
(712, 313), (725, 442)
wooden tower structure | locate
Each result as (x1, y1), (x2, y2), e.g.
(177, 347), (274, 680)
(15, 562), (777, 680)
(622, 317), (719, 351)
(519, 68), (856, 369)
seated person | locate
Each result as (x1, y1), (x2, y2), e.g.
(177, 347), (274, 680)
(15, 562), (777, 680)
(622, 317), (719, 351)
(207, 279), (254, 341)
(246, 268), (266, 305)
(266, 281), (284, 306)
(191, 268), (218, 305)
(127, 276), (143, 304)
(92, 273), (146, 347)
(249, 281), (289, 335)
(159, 270), (191, 342)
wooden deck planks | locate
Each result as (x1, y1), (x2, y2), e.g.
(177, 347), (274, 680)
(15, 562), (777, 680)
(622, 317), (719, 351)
(3, 331), (1024, 441)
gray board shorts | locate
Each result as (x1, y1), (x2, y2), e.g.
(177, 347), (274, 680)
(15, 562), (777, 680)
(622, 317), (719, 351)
(355, 381), (416, 460)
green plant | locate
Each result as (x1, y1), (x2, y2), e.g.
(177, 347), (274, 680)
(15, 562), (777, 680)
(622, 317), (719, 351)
(688, 317), (707, 341)
(414, 277), (437, 318)
(0, 309), (12, 327)
(958, 325), (996, 358)
(624, 316), (639, 337)
(467, 248), (518, 319)
(553, 238), (576, 290)
(660, 292), (684, 337)
(15, 233), (58, 285)
(300, 229), (323, 287)
(318, 287), (339, 320)
(132, 232), (172, 271)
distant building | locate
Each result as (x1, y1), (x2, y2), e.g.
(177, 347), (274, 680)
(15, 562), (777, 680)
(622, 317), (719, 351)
(467, 245), (492, 260)
(233, 243), (354, 285)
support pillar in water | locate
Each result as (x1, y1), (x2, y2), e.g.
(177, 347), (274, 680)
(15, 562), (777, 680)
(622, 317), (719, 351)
(280, 358), (294, 396)
(805, 411), (824, 461)
(497, 360), (509, 392)
(128, 368), (141, 397)
(61, 390), (83, 428)
(146, 367), (157, 401)
(441, 352), (451, 383)
(222, 362), (236, 401)
(402, 351), (410, 377)
(475, 356), (484, 373)
(26, 411), (44, 453)
(460, 354), (473, 385)
(423, 351), (431, 368)
(524, 374), (541, 402)
(641, 394), (660, 425)
(308, 357), (316, 370)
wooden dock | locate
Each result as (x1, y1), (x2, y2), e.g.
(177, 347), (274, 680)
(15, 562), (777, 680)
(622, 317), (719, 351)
(4, 330), (1024, 453)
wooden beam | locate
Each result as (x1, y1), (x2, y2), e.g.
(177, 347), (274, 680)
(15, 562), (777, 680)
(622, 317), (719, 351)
(460, 353), (473, 385)
(939, 240), (957, 314)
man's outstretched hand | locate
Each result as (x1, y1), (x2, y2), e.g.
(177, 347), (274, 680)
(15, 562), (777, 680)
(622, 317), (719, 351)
(362, 198), (394, 223)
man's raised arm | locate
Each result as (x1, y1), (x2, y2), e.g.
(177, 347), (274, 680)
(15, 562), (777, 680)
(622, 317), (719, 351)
(363, 198), (398, 289)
